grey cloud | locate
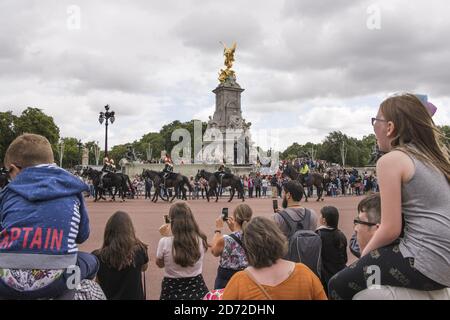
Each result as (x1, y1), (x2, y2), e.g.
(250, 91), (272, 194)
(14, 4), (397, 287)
(0, 0), (448, 150)
(242, 1), (450, 102)
(0, 50), (158, 95)
(172, 10), (263, 54)
(282, 0), (356, 19)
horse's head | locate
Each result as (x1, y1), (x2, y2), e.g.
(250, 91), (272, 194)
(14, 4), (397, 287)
(80, 167), (90, 177)
(282, 163), (299, 180)
(279, 162), (288, 174)
(144, 170), (158, 179)
(281, 161), (290, 172)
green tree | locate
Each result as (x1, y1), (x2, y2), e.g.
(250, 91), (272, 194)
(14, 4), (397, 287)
(345, 137), (362, 166)
(0, 111), (18, 165)
(438, 125), (450, 150)
(281, 143), (302, 160)
(281, 142), (323, 163)
(139, 132), (165, 161)
(303, 142), (322, 161)
(56, 137), (83, 169)
(159, 120), (207, 161)
(1, 108), (61, 166)
(108, 144), (128, 166)
(315, 131), (376, 167)
(317, 131), (347, 165)
(84, 141), (101, 166)
(15, 108), (60, 146)
(360, 134), (377, 165)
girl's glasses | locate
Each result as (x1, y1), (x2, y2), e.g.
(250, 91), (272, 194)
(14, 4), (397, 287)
(371, 117), (388, 126)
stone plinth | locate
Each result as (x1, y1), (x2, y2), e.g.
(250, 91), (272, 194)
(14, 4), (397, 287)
(206, 81), (254, 165)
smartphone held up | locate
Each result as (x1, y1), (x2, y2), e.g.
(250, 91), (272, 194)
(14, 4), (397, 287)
(221, 208), (229, 221)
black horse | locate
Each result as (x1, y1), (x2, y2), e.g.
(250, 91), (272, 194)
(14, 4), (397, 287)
(195, 169), (244, 202)
(82, 167), (132, 202)
(281, 163), (325, 202)
(115, 172), (135, 199)
(141, 170), (168, 203)
(142, 169), (191, 203)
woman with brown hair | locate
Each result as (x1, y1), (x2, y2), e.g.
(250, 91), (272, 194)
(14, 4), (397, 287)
(222, 216), (327, 300)
(329, 93), (450, 299)
(156, 202), (209, 300)
(93, 211), (149, 300)
(211, 204), (253, 289)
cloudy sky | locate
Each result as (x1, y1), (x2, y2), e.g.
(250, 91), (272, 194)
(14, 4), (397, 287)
(1, 0), (449, 151)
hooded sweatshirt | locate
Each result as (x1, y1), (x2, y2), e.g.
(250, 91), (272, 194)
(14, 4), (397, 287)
(0, 164), (90, 269)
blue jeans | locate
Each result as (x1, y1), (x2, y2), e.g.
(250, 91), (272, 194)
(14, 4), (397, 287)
(214, 266), (242, 290)
(0, 252), (99, 299)
(89, 185), (95, 197)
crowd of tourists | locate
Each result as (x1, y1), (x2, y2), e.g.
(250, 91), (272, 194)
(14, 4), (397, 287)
(0, 94), (449, 300)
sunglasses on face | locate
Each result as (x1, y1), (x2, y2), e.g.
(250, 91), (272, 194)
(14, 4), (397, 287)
(353, 218), (378, 227)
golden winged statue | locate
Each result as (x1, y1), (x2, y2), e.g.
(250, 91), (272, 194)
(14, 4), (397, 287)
(221, 41), (237, 68)
(218, 41), (237, 83)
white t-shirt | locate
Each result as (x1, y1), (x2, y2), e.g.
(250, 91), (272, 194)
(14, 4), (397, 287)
(156, 236), (205, 278)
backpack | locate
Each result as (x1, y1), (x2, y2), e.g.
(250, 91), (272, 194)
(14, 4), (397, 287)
(278, 208), (322, 278)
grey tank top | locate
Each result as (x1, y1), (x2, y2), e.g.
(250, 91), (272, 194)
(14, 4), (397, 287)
(399, 153), (450, 287)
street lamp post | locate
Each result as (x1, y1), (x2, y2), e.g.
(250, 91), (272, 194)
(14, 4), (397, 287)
(98, 105), (115, 158)
(59, 139), (65, 168)
(77, 140), (83, 166)
(146, 143), (152, 162)
(340, 140), (347, 167)
(93, 141), (101, 166)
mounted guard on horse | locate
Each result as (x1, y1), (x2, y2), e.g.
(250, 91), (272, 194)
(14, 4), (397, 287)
(299, 161), (310, 185)
(162, 153), (174, 187)
(280, 161), (325, 202)
(214, 164), (232, 191)
(98, 157), (116, 189)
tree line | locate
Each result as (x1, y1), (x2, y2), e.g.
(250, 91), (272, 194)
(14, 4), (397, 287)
(1, 108), (449, 168)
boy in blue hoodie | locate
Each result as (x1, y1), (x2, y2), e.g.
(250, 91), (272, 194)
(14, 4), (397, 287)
(0, 133), (98, 299)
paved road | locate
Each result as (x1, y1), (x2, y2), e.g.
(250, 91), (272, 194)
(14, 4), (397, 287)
(80, 195), (363, 299)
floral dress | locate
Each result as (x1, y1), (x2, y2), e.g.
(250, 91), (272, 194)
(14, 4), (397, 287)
(219, 231), (248, 270)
